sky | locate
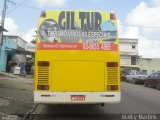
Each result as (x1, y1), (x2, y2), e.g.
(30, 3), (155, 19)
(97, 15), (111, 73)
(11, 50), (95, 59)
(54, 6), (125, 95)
(0, 0), (160, 58)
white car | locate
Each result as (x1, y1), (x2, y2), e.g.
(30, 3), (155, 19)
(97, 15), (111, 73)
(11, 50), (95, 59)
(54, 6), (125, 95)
(126, 70), (148, 84)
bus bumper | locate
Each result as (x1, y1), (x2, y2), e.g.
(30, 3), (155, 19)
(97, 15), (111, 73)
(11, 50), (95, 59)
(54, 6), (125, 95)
(34, 91), (121, 104)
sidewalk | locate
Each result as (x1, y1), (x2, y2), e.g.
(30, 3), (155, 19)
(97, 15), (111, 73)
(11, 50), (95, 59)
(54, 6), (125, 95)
(0, 72), (36, 120)
(0, 72), (34, 80)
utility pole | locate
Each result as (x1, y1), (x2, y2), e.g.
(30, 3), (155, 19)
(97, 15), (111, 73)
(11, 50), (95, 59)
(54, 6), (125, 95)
(0, 0), (8, 45)
(0, 0), (7, 66)
(0, 0), (7, 63)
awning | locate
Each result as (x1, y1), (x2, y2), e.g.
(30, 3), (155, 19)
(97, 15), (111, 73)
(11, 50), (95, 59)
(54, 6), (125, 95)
(0, 26), (8, 32)
(15, 49), (35, 55)
(120, 65), (140, 68)
(5, 48), (35, 55)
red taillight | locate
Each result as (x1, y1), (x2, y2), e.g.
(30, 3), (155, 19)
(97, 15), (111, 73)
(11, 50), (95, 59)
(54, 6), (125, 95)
(107, 62), (118, 67)
(37, 85), (49, 90)
(40, 11), (46, 18)
(110, 13), (116, 20)
(38, 61), (49, 66)
(107, 85), (118, 91)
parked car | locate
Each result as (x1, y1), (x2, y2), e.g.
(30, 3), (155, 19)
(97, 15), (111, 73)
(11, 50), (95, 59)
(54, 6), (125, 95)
(144, 72), (160, 90)
(120, 71), (127, 81)
(125, 70), (148, 84)
(121, 74), (126, 81)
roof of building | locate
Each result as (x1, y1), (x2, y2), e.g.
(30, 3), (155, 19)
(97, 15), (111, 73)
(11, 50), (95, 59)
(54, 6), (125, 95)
(142, 58), (160, 60)
(119, 38), (138, 44)
(119, 38), (138, 40)
(4, 35), (27, 43)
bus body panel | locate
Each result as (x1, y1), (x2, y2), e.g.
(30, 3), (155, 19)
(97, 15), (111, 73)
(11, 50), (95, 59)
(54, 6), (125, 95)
(51, 60), (105, 92)
(34, 91), (121, 103)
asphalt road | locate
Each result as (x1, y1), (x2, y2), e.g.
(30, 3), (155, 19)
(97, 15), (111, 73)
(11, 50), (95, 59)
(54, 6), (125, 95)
(0, 76), (35, 119)
(31, 82), (160, 120)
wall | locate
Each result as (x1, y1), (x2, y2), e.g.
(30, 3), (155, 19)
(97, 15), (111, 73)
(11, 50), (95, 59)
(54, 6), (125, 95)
(119, 38), (138, 54)
(17, 37), (27, 49)
(120, 56), (131, 67)
(5, 37), (17, 49)
(120, 43), (138, 54)
(0, 37), (17, 72)
(119, 38), (139, 68)
(13, 54), (26, 64)
(138, 58), (160, 75)
(0, 46), (7, 71)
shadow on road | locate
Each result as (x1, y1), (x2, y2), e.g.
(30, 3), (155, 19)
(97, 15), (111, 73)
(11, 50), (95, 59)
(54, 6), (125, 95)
(46, 104), (103, 114)
(31, 104), (120, 120)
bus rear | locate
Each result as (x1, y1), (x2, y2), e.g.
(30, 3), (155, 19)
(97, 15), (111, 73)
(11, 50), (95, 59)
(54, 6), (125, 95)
(34, 10), (121, 104)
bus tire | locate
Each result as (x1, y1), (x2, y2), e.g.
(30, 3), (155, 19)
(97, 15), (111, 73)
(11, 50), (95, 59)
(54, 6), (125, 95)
(101, 103), (105, 107)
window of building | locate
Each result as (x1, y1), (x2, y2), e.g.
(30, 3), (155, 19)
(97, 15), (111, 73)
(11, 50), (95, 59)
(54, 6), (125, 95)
(142, 70), (147, 75)
(132, 45), (136, 49)
(131, 56), (136, 65)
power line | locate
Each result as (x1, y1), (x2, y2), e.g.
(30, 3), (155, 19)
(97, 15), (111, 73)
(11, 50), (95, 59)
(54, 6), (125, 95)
(6, 1), (43, 14)
(0, 0), (7, 45)
(19, 3), (43, 11)
(4, 1), (160, 29)
(6, 0), (27, 14)
(4, 2), (160, 29)
(0, 0), (8, 60)
(118, 24), (160, 29)
(6, 0), (43, 15)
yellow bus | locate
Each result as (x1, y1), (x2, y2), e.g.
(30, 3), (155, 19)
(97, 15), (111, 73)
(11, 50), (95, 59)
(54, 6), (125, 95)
(34, 10), (121, 104)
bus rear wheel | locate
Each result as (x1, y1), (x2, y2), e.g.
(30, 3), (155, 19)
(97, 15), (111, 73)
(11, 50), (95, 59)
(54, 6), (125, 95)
(100, 103), (105, 107)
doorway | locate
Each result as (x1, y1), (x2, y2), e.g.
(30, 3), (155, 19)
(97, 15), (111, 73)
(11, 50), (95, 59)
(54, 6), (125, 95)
(6, 53), (12, 72)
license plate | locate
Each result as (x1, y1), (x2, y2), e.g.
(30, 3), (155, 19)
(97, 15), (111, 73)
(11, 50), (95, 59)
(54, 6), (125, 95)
(71, 95), (85, 101)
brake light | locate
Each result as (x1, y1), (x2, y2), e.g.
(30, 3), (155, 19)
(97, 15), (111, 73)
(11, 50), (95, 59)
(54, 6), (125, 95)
(110, 13), (116, 20)
(107, 62), (118, 67)
(38, 61), (49, 66)
(40, 11), (46, 18)
(37, 85), (49, 90)
(107, 85), (118, 91)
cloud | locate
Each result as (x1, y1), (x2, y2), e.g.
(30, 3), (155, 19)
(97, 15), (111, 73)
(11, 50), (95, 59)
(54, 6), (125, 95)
(22, 28), (37, 43)
(122, 26), (139, 39)
(37, 0), (70, 7)
(126, 1), (160, 33)
(121, 0), (160, 58)
(92, 0), (101, 2)
(0, 16), (35, 43)
(117, 20), (124, 38)
(152, 0), (160, 7)
(2, 17), (21, 36)
(138, 36), (160, 58)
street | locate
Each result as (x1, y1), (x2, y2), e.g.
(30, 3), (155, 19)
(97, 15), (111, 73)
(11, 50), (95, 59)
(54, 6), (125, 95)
(0, 73), (35, 120)
(0, 74), (160, 120)
(30, 82), (160, 120)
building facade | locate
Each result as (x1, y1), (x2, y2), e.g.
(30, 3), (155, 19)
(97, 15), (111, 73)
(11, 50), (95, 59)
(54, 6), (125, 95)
(138, 58), (160, 75)
(119, 38), (140, 74)
(0, 35), (27, 72)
